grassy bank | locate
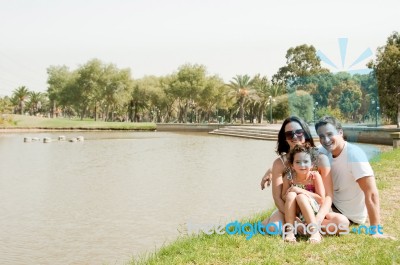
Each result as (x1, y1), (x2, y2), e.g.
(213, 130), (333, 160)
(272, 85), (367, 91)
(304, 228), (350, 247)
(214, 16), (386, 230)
(0, 114), (156, 130)
(131, 149), (400, 265)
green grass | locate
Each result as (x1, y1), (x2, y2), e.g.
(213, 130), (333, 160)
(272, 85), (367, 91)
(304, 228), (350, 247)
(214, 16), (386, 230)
(0, 114), (156, 130)
(130, 149), (400, 265)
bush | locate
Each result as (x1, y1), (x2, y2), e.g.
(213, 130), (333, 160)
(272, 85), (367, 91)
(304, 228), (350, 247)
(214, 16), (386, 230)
(0, 115), (16, 126)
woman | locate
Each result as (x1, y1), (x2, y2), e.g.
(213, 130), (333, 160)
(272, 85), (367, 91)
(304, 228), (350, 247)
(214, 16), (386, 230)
(261, 116), (348, 236)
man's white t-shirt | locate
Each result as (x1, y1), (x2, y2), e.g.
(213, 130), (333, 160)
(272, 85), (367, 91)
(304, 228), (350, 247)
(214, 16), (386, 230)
(318, 142), (374, 224)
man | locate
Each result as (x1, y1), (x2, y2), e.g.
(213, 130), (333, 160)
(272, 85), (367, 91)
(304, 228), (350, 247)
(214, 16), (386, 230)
(315, 116), (382, 231)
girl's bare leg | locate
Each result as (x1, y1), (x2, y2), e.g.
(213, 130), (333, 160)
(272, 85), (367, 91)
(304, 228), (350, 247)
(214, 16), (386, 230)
(284, 191), (298, 242)
(296, 194), (322, 243)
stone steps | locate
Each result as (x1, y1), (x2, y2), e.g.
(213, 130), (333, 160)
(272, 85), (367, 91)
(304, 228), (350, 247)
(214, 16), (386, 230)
(209, 125), (279, 141)
(209, 125), (321, 142)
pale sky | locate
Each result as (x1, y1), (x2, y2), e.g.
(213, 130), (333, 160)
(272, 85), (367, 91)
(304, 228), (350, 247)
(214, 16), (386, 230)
(0, 0), (399, 96)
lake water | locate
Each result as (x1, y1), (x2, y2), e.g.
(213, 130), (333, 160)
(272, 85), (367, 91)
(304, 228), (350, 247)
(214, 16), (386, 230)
(0, 131), (277, 265)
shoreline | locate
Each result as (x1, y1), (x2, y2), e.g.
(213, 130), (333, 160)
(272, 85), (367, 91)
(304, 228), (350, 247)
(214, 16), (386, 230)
(0, 127), (156, 132)
(2, 123), (400, 147)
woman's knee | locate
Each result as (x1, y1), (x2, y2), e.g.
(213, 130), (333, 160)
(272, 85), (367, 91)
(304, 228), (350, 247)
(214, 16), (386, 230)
(264, 210), (284, 233)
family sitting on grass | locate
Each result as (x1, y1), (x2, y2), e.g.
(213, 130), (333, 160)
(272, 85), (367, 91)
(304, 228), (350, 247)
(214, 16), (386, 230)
(260, 115), (394, 243)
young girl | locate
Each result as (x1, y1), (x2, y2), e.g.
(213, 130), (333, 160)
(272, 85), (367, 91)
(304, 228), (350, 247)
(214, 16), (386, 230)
(281, 144), (325, 243)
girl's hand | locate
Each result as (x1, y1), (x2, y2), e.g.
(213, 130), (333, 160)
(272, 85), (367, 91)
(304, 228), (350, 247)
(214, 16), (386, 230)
(284, 186), (296, 197)
(307, 170), (321, 181)
(288, 186), (302, 194)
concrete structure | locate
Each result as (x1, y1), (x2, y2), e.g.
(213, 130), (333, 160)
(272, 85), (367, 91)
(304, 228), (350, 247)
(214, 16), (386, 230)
(390, 132), (400, 149)
(156, 123), (400, 146)
(208, 124), (399, 146)
(342, 126), (399, 145)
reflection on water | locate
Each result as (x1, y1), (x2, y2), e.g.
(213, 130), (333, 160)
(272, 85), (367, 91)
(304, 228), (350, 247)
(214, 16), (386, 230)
(354, 142), (389, 161)
(0, 131), (276, 264)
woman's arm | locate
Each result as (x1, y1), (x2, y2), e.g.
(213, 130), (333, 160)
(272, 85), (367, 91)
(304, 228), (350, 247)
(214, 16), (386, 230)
(272, 158), (285, 213)
(281, 175), (290, 202)
(260, 168), (272, 190)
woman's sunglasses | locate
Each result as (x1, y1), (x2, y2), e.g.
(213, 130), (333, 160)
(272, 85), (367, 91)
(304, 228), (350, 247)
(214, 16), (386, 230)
(284, 129), (305, 140)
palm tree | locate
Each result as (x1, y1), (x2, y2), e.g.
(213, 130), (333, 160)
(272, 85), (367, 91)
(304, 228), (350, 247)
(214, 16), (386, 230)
(27, 91), (44, 115)
(12, 86), (30, 114)
(228, 75), (253, 124)
(268, 84), (286, 98)
(251, 74), (286, 123)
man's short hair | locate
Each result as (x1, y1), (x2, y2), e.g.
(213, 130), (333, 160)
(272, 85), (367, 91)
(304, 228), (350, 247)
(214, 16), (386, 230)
(315, 116), (343, 132)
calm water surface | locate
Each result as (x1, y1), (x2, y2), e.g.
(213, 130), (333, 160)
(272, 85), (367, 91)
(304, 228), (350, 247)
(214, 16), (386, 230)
(0, 131), (276, 265)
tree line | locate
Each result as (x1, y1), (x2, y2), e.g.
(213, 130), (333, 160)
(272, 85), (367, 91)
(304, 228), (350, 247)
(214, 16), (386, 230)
(1, 31), (399, 127)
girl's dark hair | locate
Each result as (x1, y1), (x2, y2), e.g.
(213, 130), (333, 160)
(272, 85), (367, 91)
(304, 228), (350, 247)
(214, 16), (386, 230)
(288, 143), (315, 165)
(276, 116), (315, 155)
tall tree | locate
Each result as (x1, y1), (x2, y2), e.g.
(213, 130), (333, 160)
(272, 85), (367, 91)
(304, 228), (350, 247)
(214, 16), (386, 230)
(287, 90), (314, 122)
(11, 86), (30, 114)
(308, 73), (334, 109)
(251, 74), (273, 123)
(101, 65), (133, 121)
(47, 65), (72, 117)
(352, 73), (378, 122)
(160, 74), (179, 123)
(27, 91), (45, 115)
(165, 64), (208, 123)
(228, 75), (253, 124)
(68, 59), (106, 120)
(129, 84), (149, 122)
(273, 44), (329, 90)
(197, 75), (225, 123)
(329, 79), (362, 121)
(369, 31), (400, 127)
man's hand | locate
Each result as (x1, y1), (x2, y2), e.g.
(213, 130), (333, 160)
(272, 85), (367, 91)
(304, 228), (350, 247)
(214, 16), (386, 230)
(261, 168), (272, 190)
(371, 233), (397, 240)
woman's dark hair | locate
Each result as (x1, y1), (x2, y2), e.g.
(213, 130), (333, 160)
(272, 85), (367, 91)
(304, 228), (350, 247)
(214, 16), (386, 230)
(276, 116), (315, 155)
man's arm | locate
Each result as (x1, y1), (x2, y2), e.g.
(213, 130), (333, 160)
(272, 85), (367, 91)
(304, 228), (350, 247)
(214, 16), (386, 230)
(357, 176), (380, 226)
(315, 154), (333, 223)
(355, 176), (396, 239)
(310, 171), (325, 205)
